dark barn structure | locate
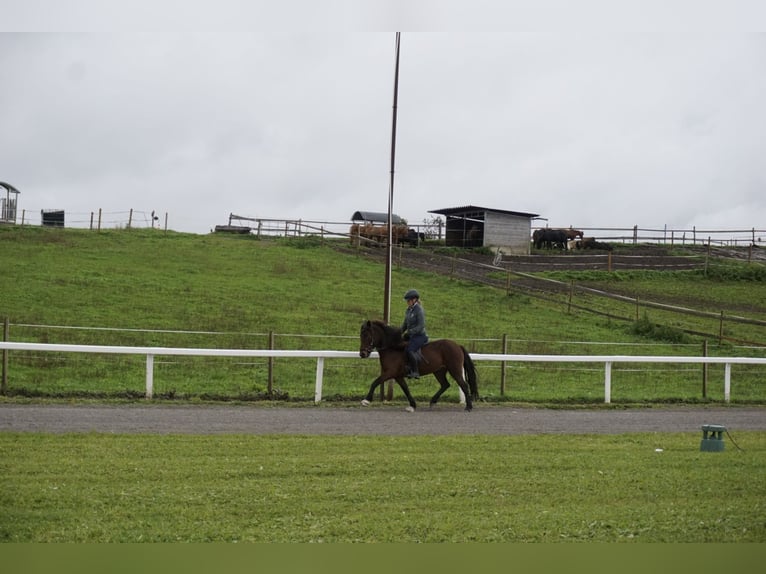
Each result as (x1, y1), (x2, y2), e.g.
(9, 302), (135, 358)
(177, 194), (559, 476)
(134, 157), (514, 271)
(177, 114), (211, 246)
(1, 181), (20, 225)
(429, 205), (539, 255)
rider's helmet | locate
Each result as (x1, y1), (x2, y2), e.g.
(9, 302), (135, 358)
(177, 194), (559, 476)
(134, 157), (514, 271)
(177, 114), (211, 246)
(403, 289), (420, 301)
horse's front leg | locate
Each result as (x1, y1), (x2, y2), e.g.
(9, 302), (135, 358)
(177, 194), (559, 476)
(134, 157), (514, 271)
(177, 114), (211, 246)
(361, 375), (387, 406)
(394, 377), (418, 413)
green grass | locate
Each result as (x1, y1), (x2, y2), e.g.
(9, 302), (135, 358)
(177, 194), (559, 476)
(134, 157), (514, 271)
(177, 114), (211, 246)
(1, 225), (764, 403)
(1, 431), (764, 542)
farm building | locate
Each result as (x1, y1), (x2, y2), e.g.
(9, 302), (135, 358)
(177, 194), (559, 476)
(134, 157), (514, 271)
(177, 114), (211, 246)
(1, 181), (20, 225)
(429, 205), (539, 255)
(350, 211), (406, 225)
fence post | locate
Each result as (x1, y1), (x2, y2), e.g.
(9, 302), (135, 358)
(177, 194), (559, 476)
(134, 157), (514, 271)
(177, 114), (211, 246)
(268, 331), (275, 396)
(604, 361), (612, 403)
(1, 317), (8, 395)
(145, 354), (154, 399)
(702, 339), (708, 399)
(724, 363), (731, 403)
(500, 333), (508, 395)
(719, 311), (724, 345)
(314, 357), (324, 403)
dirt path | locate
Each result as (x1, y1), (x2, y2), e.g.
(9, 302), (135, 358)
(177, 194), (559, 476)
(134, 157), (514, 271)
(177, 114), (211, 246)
(1, 404), (764, 436)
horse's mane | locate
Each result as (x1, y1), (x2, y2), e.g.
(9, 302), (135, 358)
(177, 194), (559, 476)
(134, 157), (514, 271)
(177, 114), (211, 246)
(367, 319), (405, 347)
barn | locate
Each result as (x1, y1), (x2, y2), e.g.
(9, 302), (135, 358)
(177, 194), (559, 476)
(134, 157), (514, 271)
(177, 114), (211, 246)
(350, 211), (406, 225)
(429, 205), (539, 255)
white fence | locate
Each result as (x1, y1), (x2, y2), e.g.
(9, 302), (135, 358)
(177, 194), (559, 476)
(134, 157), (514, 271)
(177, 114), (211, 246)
(2, 341), (765, 404)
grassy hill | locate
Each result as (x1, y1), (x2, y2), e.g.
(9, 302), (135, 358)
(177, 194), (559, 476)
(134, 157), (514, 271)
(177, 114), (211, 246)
(1, 225), (764, 403)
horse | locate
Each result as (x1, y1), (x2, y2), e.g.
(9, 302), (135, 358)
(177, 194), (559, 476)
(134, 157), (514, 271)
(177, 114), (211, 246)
(564, 228), (584, 240)
(358, 320), (479, 412)
(536, 228), (568, 250)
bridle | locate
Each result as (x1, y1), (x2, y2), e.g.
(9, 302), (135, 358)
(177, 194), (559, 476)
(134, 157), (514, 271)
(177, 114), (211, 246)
(359, 326), (377, 358)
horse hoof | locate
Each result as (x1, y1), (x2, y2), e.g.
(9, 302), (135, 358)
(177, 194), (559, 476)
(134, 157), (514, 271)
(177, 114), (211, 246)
(361, 399), (370, 407)
(405, 406), (415, 413)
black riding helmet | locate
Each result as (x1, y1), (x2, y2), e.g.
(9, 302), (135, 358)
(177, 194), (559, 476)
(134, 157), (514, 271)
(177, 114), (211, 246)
(403, 289), (420, 301)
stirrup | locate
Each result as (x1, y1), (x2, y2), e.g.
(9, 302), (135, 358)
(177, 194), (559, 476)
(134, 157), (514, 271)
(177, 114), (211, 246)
(407, 370), (420, 379)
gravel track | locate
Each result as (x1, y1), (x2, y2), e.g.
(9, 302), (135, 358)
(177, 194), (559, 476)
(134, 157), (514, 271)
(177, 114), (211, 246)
(1, 403), (764, 436)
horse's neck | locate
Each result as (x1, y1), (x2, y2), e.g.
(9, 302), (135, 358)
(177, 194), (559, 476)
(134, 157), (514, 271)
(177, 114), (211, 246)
(374, 323), (403, 349)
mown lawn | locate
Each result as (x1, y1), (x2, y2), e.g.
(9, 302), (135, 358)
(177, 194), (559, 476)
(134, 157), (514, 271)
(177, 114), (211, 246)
(1, 431), (764, 542)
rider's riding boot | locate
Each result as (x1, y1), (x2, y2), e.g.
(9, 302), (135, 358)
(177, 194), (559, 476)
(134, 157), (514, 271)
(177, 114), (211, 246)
(406, 351), (420, 379)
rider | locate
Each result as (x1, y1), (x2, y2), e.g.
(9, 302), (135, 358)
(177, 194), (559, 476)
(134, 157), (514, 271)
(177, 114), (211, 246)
(401, 289), (428, 378)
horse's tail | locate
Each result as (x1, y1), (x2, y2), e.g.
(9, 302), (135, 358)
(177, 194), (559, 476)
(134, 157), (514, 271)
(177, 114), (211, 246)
(461, 346), (479, 400)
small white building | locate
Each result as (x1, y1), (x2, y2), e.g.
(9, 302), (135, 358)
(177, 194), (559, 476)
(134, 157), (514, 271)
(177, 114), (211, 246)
(429, 205), (540, 255)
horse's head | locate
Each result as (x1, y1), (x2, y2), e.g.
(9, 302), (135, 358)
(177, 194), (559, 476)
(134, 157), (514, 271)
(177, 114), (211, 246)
(359, 320), (401, 357)
(359, 320), (377, 358)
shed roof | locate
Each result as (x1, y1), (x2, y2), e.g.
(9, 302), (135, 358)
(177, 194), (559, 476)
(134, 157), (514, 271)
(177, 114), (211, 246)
(351, 211), (405, 224)
(0, 182), (20, 194)
(429, 205), (539, 219)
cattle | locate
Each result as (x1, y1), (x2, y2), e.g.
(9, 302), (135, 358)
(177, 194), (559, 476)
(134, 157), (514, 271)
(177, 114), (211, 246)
(578, 237), (613, 251)
(350, 223), (420, 247)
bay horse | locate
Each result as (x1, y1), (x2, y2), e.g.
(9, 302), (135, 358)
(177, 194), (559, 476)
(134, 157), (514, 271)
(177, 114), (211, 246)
(358, 320), (479, 412)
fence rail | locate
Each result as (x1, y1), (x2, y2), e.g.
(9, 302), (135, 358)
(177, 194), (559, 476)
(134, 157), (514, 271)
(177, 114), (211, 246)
(2, 341), (764, 404)
(5, 209), (764, 247)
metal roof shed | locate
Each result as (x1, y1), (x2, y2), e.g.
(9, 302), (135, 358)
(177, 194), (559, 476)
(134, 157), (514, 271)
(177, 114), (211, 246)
(350, 211), (405, 225)
(1, 181), (20, 224)
(429, 205), (539, 254)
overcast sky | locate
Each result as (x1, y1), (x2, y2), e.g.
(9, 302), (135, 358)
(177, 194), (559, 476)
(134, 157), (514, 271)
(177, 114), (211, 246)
(1, 2), (765, 234)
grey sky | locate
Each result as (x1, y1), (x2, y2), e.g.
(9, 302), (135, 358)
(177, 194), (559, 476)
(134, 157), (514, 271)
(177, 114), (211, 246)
(1, 3), (765, 234)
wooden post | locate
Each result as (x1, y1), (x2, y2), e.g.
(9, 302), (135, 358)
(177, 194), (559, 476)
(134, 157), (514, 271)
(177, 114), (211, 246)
(267, 331), (275, 397)
(719, 312), (724, 345)
(90, 212), (94, 230)
(1, 317), (8, 395)
(567, 280), (574, 314)
(97, 208), (102, 231)
(128, 208), (133, 229)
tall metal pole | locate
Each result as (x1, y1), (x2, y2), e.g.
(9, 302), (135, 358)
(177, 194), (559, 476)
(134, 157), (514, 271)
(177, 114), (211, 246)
(384, 32), (401, 325)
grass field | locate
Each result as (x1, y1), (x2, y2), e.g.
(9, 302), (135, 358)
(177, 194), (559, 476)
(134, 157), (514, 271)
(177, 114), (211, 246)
(1, 226), (764, 404)
(2, 226), (765, 545)
(2, 431), (764, 543)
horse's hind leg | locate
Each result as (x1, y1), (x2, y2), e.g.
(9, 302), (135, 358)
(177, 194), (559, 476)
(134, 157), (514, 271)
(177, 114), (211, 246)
(454, 375), (473, 412)
(429, 369), (451, 408)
